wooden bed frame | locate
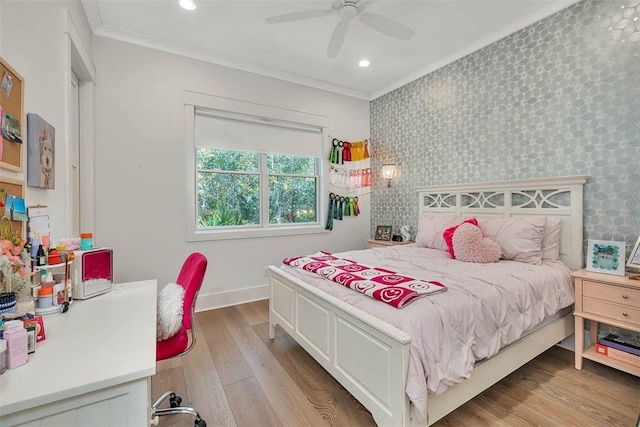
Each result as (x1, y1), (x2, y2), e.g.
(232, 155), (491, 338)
(267, 176), (588, 426)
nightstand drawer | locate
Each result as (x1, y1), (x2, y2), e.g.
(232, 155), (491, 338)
(583, 297), (640, 325)
(583, 280), (640, 307)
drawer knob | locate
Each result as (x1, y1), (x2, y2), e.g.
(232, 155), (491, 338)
(622, 312), (628, 316)
(622, 294), (628, 299)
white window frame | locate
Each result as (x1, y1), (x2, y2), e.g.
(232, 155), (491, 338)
(185, 91), (329, 241)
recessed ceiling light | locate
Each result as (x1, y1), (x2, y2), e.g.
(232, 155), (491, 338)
(358, 59), (370, 68)
(179, 0), (196, 11)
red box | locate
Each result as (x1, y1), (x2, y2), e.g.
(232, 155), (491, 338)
(596, 343), (640, 367)
(23, 316), (46, 342)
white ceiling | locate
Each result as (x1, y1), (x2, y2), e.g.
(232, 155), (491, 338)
(82, 0), (579, 100)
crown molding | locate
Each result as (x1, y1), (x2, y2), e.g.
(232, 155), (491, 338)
(92, 24), (371, 101)
(80, 0), (103, 33)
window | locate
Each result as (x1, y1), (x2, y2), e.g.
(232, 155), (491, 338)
(189, 105), (325, 239)
(196, 149), (318, 227)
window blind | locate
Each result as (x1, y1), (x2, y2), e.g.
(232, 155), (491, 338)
(195, 109), (322, 158)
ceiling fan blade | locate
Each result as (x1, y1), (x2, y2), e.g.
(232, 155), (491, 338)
(327, 20), (349, 59)
(358, 12), (415, 40)
(356, 0), (373, 14)
(265, 9), (332, 24)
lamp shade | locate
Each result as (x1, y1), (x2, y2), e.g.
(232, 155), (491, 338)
(381, 164), (397, 180)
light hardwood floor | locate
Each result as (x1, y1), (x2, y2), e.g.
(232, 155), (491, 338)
(153, 300), (640, 427)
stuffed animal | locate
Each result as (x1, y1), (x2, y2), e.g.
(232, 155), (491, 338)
(400, 225), (411, 242)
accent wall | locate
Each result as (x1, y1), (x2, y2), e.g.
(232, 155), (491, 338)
(370, 0), (640, 259)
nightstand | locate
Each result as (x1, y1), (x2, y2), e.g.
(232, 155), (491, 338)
(571, 269), (640, 376)
(366, 239), (413, 249)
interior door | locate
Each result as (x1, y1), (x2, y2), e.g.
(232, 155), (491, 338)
(69, 70), (80, 237)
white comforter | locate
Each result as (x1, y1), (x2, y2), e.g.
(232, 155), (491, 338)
(280, 244), (574, 422)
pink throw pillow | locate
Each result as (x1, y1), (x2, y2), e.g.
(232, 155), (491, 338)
(443, 218), (478, 258)
(477, 217), (546, 265)
(452, 223), (501, 263)
(542, 216), (562, 260)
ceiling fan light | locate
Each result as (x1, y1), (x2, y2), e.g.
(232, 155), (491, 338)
(358, 59), (370, 67)
(340, 4), (357, 21)
(179, 0), (196, 11)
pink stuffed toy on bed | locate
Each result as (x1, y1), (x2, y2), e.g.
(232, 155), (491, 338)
(451, 223), (502, 263)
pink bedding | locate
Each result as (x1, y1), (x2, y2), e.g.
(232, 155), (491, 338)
(280, 244), (574, 422)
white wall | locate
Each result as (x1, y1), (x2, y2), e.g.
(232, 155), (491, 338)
(93, 37), (370, 309)
(0, 0), (93, 243)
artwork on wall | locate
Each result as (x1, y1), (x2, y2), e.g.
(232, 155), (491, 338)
(3, 193), (26, 222)
(27, 113), (55, 189)
(586, 240), (626, 276)
(0, 57), (24, 172)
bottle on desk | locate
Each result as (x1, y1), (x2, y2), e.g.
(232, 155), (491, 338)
(80, 233), (93, 250)
(36, 245), (46, 266)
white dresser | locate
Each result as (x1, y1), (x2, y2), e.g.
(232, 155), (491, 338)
(0, 280), (157, 426)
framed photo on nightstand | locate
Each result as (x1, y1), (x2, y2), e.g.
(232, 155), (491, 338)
(375, 225), (392, 241)
(586, 239), (626, 276)
(626, 236), (640, 271)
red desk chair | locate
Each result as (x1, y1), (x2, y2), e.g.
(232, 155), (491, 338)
(152, 253), (207, 427)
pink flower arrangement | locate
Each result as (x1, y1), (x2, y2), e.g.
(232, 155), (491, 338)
(0, 234), (31, 295)
(2, 235), (24, 260)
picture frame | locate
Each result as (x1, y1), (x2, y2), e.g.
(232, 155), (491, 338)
(0, 176), (26, 239)
(27, 113), (55, 189)
(375, 225), (392, 241)
(0, 56), (25, 172)
(626, 236), (640, 271)
(586, 239), (626, 276)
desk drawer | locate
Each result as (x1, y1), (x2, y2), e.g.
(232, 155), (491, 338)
(583, 280), (640, 307)
(583, 297), (640, 326)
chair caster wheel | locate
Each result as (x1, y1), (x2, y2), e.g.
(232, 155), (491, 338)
(195, 418), (206, 427)
(169, 394), (182, 408)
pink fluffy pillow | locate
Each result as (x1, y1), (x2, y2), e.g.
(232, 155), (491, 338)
(452, 223), (501, 263)
(443, 218), (478, 258)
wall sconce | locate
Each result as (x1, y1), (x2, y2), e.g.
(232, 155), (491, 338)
(381, 164), (397, 187)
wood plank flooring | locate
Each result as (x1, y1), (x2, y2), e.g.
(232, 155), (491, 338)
(153, 300), (640, 426)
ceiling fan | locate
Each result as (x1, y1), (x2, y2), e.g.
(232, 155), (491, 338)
(265, 0), (415, 59)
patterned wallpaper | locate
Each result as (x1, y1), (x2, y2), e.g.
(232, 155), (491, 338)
(371, 0), (640, 261)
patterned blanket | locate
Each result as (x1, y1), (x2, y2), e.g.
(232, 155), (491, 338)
(283, 252), (447, 308)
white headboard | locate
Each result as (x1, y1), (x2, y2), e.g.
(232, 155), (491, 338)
(416, 176), (588, 270)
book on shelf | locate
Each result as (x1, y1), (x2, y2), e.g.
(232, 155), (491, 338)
(595, 343), (640, 367)
(598, 333), (640, 357)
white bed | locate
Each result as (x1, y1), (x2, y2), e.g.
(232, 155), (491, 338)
(267, 176), (588, 426)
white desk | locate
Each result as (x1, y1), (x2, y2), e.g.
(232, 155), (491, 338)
(0, 280), (157, 426)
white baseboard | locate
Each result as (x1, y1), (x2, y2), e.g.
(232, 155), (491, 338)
(195, 283), (269, 312)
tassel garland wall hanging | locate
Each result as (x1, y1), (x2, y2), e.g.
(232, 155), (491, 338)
(329, 166), (371, 189)
(325, 135), (369, 231)
(325, 192), (360, 230)
(329, 138), (369, 164)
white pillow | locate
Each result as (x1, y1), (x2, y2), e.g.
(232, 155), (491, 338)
(477, 217), (546, 265)
(157, 282), (185, 341)
(416, 215), (464, 251)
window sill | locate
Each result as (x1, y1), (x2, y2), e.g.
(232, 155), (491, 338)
(187, 224), (329, 242)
